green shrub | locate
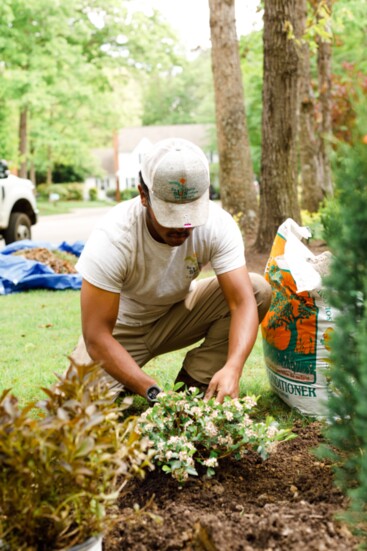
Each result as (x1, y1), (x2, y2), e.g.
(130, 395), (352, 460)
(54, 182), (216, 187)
(105, 188), (139, 201)
(36, 184), (69, 201)
(89, 187), (98, 201)
(120, 188), (139, 201)
(0, 362), (152, 550)
(139, 386), (295, 483)
(65, 183), (83, 201)
(36, 183), (84, 201)
(318, 145), (367, 533)
(106, 188), (117, 200)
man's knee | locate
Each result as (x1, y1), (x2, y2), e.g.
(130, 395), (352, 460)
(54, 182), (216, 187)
(249, 273), (272, 323)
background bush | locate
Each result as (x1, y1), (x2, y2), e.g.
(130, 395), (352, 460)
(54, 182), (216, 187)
(320, 140), (367, 532)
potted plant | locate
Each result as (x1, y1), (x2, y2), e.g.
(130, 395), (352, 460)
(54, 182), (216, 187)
(0, 362), (152, 550)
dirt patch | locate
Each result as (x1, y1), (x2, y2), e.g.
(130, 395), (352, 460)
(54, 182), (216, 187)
(105, 422), (357, 550)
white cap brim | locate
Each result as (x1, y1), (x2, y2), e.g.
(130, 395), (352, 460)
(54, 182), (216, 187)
(150, 189), (209, 228)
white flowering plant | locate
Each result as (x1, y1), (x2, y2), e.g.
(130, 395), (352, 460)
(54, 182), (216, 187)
(138, 386), (295, 483)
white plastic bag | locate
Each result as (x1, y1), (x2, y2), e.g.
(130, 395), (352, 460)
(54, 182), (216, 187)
(261, 219), (337, 416)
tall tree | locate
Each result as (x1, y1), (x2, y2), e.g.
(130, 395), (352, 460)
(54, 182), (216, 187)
(0, 0), (180, 180)
(256, 0), (302, 253)
(209, 0), (258, 235)
(299, 0), (325, 212)
(315, 0), (334, 197)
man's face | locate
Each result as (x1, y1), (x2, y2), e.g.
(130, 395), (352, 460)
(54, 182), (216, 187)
(139, 185), (194, 247)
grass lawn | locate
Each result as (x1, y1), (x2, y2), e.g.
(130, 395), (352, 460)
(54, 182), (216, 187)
(37, 199), (116, 216)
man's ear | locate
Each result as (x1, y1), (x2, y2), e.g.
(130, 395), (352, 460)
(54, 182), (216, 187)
(138, 184), (148, 207)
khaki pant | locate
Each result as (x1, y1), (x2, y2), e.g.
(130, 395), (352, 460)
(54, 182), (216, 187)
(71, 274), (271, 395)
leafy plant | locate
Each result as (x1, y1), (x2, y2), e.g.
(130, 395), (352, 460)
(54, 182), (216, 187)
(317, 143), (367, 534)
(138, 387), (295, 483)
(0, 362), (152, 550)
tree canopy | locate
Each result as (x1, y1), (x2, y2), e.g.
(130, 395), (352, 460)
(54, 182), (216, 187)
(0, 0), (182, 178)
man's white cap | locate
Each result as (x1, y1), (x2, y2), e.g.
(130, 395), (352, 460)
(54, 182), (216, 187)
(141, 138), (210, 228)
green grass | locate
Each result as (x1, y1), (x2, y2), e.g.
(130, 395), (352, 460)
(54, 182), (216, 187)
(0, 286), (308, 427)
(1, 290), (82, 403)
(37, 199), (115, 216)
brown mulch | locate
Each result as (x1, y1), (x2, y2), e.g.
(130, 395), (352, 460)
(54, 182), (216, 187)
(12, 247), (77, 274)
(105, 422), (358, 550)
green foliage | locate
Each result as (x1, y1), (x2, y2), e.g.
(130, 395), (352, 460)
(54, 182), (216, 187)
(36, 183), (83, 201)
(319, 142), (367, 530)
(239, 30), (263, 176)
(0, 362), (152, 550)
(141, 50), (215, 126)
(120, 188), (140, 201)
(319, 196), (342, 243)
(0, 0), (182, 174)
(89, 187), (98, 201)
(300, 209), (323, 240)
(139, 386), (295, 483)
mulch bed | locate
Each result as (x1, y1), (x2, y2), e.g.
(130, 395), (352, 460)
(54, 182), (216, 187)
(105, 422), (358, 550)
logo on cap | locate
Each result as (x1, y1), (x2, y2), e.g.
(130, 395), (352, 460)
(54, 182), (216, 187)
(168, 178), (199, 202)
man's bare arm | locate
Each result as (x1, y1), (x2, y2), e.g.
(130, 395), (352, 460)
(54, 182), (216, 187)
(205, 266), (259, 402)
(80, 279), (157, 396)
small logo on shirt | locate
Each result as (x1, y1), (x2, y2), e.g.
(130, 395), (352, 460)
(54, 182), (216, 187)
(185, 253), (202, 279)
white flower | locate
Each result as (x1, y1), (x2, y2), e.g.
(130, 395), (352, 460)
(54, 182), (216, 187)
(232, 399), (243, 411)
(205, 421), (218, 437)
(241, 414), (253, 427)
(225, 410), (234, 421)
(243, 396), (257, 409)
(203, 457), (218, 468)
(266, 425), (279, 438)
(191, 406), (202, 417)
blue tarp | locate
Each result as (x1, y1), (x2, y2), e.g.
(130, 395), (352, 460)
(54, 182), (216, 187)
(0, 240), (84, 295)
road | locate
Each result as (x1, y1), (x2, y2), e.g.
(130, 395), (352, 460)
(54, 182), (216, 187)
(31, 206), (111, 245)
(0, 206), (112, 250)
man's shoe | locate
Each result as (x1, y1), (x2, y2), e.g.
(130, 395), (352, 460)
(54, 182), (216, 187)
(174, 367), (208, 394)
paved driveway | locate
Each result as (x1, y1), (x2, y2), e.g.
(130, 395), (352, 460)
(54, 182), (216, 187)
(31, 206), (112, 245)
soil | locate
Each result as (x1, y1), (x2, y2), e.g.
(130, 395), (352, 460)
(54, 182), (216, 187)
(105, 422), (358, 550)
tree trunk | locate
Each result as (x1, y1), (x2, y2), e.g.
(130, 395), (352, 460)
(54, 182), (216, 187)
(209, 0), (258, 236)
(317, 0), (333, 197)
(299, 0), (324, 212)
(18, 108), (28, 178)
(256, 0), (302, 253)
(46, 145), (53, 185)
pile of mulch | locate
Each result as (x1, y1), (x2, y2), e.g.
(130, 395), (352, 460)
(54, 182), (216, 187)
(105, 422), (359, 550)
(12, 248), (77, 274)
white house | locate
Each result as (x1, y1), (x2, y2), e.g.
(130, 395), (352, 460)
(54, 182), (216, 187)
(86, 124), (217, 198)
(117, 123), (217, 190)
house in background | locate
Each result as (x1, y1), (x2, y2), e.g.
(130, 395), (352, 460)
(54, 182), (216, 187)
(83, 147), (116, 200)
(117, 124), (217, 190)
(86, 123), (217, 199)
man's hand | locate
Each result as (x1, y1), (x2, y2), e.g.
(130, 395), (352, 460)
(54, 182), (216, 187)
(204, 366), (241, 403)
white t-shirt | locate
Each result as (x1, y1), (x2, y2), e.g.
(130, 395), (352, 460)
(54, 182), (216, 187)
(76, 197), (245, 326)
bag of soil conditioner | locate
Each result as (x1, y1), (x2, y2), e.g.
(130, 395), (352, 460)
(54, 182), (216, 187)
(261, 218), (337, 417)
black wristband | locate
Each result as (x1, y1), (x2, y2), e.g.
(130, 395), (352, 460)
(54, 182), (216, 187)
(145, 384), (162, 406)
